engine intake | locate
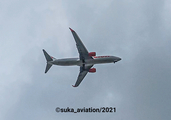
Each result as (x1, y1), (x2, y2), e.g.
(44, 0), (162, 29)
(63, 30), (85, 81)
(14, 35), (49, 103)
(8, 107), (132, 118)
(88, 52), (96, 57)
(89, 68), (96, 73)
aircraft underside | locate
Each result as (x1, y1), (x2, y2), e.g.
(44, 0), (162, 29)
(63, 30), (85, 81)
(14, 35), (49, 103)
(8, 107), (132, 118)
(51, 57), (117, 66)
(43, 28), (121, 87)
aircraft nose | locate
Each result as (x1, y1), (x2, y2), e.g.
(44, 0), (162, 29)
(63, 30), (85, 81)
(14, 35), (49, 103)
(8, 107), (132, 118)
(118, 57), (121, 61)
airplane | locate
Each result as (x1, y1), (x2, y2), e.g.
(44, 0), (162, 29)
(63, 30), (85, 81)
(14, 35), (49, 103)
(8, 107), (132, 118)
(43, 28), (121, 87)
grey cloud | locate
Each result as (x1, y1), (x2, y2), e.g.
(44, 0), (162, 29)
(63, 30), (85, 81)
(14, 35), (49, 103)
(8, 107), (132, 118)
(1, 0), (171, 120)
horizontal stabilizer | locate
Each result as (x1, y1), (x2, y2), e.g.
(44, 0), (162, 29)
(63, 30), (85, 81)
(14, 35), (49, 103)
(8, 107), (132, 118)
(45, 63), (52, 73)
(43, 49), (53, 62)
(43, 49), (53, 73)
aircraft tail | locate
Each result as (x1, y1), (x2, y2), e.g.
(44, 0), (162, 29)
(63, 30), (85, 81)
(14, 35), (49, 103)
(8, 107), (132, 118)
(43, 49), (53, 73)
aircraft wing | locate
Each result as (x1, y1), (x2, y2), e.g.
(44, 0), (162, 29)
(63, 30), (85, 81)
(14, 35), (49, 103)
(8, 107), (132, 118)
(72, 65), (93, 87)
(69, 28), (92, 60)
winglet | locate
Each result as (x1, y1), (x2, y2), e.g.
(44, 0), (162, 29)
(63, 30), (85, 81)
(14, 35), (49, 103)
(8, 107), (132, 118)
(69, 27), (74, 32)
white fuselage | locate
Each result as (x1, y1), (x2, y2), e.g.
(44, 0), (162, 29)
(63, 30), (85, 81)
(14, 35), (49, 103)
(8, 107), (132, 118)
(49, 56), (121, 66)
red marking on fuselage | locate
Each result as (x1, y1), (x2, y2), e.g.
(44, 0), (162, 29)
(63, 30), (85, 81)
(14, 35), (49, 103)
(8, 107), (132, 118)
(93, 56), (110, 59)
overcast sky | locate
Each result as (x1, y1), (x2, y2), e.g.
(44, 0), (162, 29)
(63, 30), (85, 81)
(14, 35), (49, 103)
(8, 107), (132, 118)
(0, 0), (171, 119)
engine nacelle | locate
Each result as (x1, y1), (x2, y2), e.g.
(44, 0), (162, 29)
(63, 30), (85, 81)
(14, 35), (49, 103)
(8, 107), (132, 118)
(88, 52), (96, 57)
(89, 68), (96, 73)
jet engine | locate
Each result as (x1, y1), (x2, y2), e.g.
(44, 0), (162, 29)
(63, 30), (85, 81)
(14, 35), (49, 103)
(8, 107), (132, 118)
(88, 52), (96, 56)
(89, 68), (96, 73)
